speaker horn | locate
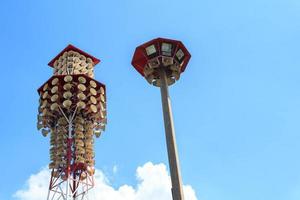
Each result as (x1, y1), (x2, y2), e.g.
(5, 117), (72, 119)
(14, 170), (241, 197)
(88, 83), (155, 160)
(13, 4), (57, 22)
(63, 83), (73, 90)
(144, 66), (154, 77)
(77, 92), (86, 101)
(40, 100), (48, 109)
(51, 94), (59, 102)
(86, 105), (97, 115)
(78, 84), (86, 92)
(94, 130), (101, 138)
(63, 99), (72, 108)
(43, 84), (49, 92)
(63, 91), (72, 99)
(77, 101), (86, 110)
(78, 76), (86, 84)
(50, 103), (59, 111)
(89, 80), (97, 88)
(42, 91), (50, 99)
(42, 129), (49, 137)
(51, 86), (59, 94)
(162, 56), (174, 66)
(51, 78), (59, 85)
(88, 96), (97, 105)
(64, 75), (73, 82)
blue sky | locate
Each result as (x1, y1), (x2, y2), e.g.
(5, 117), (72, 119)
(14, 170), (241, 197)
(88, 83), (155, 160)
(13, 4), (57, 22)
(1, 0), (300, 199)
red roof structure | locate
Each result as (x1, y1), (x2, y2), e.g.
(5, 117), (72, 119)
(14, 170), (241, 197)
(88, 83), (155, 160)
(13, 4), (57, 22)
(48, 44), (100, 67)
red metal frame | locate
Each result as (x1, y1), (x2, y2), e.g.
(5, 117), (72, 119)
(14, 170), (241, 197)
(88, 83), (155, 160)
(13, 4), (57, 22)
(48, 168), (95, 198)
(131, 38), (191, 76)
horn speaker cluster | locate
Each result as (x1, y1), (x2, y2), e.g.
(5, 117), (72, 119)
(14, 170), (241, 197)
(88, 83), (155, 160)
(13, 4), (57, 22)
(37, 45), (106, 180)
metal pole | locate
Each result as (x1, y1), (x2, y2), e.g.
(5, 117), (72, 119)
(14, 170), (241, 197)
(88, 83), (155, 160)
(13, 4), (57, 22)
(159, 68), (185, 200)
(67, 116), (73, 200)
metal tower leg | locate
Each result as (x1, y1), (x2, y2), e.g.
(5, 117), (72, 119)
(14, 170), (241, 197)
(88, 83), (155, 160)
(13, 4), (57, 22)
(47, 107), (93, 200)
(159, 68), (185, 200)
(66, 115), (73, 200)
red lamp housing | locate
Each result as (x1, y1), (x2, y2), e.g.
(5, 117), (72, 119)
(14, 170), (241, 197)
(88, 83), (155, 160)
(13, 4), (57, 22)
(131, 38), (191, 77)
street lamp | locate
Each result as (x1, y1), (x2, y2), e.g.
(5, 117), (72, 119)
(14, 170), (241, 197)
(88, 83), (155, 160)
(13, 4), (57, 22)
(131, 38), (191, 200)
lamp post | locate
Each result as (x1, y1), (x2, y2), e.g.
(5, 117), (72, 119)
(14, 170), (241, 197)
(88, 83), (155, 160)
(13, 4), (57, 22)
(131, 38), (191, 200)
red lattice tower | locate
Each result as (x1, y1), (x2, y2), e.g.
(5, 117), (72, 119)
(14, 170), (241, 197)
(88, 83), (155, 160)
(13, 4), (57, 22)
(37, 45), (107, 200)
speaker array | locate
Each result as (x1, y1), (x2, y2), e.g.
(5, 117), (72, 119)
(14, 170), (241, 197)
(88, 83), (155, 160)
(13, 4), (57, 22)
(52, 51), (95, 78)
(37, 73), (106, 180)
(143, 57), (181, 87)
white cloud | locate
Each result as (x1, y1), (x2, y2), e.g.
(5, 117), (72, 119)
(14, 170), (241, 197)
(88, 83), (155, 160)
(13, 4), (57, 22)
(14, 162), (197, 200)
(14, 167), (50, 200)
